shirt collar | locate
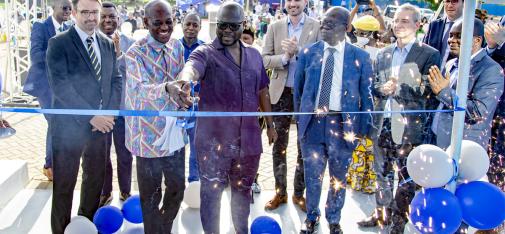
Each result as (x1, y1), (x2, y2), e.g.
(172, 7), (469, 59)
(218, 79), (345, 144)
(452, 49), (485, 69)
(147, 34), (168, 53)
(323, 40), (344, 54)
(446, 16), (463, 24)
(393, 38), (416, 54)
(180, 37), (204, 48)
(74, 25), (97, 43)
(287, 14), (306, 27)
(51, 16), (62, 31)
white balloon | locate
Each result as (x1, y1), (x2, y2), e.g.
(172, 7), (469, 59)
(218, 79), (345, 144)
(446, 140), (490, 182)
(64, 216), (97, 234)
(184, 181), (201, 209)
(407, 144), (454, 188)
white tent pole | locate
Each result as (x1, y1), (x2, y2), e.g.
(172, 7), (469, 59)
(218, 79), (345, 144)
(446, 0), (476, 193)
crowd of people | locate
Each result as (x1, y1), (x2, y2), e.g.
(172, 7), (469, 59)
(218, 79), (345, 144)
(2, 0), (504, 233)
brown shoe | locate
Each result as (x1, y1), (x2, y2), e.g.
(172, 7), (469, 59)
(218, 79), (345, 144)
(264, 194), (287, 210)
(42, 167), (53, 181)
(292, 195), (307, 213)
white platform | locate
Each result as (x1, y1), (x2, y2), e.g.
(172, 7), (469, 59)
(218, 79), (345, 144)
(0, 187), (443, 234)
(0, 160), (29, 209)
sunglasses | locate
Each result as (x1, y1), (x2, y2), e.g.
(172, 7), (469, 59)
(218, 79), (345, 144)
(217, 22), (242, 31)
(62, 6), (72, 11)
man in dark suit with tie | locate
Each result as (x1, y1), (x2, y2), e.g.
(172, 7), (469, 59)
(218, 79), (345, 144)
(23, 0), (72, 181)
(46, 0), (121, 232)
(294, 6), (373, 233)
(357, 4), (440, 233)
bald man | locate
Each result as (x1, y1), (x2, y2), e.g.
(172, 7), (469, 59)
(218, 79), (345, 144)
(177, 2), (277, 233)
(294, 7), (373, 233)
(125, 0), (188, 233)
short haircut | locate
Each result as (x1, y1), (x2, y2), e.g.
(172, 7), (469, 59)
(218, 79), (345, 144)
(183, 12), (201, 23)
(102, 1), (116, 10)
(396, 3), (421, 23)
(72, 0), (102, 9)
(242, 27), (255, 38)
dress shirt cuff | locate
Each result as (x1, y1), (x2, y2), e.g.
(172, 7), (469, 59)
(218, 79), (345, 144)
(436, 87), (455, 108)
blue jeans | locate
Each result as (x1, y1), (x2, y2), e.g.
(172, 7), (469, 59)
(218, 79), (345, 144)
(301, 115), (354, 224)
(186, 126), (199, 182)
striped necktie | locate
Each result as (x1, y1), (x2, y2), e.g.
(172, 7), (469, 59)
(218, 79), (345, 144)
(86, 36), (101, 81)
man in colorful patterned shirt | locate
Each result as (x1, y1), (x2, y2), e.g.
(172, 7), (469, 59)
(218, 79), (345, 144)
(178, 2), (277, 233)
(124, 0), (190, 233)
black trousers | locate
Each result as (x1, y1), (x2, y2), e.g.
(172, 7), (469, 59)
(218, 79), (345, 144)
(271, 88), (305, 197)
(103, 116), (132, 195)
(374, 119), (417, 226)
(51, 125), (107, 234)
(136, 149), (185, 234)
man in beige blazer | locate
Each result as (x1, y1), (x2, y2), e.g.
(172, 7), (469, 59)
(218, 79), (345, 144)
(262, 0), (320, 212)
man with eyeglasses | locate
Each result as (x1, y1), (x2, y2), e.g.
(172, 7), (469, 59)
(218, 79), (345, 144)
(97, 1), (135, 207)
(177, 2), (277, 233)
(45, 0), (122, 232)
(428, 20), (504, 234)
(429, 19), (503, 157)
(294, 6), (373, 234)
(357, 4), (441, 233)
(23, 0), (72, 182)
(261, 0), (320, 213)
(124, 0), (190, 233)
(422, 0), (463, 145)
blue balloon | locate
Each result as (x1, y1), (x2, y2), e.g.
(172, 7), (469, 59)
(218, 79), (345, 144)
(410, 188), (462, 234)
(122, 195), (143, 224)
(250, 216), (281, 234)
(93, 205), (124, 234)
(455, 181), (505, 230)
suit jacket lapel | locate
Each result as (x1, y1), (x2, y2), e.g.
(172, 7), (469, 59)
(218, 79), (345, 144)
(46, 16), (56, 37)
(382, 46), (394, 79)
(70, 27), (96, 79)
(342, 43), (355, 102)
(298, 17), (313, 45)
(404, 41), (422, 64)
(280, 18), (288, 41)
(311, 41), (324, 97)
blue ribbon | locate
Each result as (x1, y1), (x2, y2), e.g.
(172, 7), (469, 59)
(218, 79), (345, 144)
(0, 107), (465, 117)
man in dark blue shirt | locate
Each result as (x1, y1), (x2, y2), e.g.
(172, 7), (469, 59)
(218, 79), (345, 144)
(179, 12), (204, 183)
(180, 12), (204, 62)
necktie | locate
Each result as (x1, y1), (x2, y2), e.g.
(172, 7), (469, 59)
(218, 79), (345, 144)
(58, 25), (65, 32)
(441, 21), (454, 63)
(431, 61), (458, 134)
(86, 36), (101, 81)
(318, 48), (336, 110)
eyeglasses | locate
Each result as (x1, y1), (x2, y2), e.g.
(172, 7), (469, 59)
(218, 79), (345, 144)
(62, 6), (72, 11)
(217, 22), (242, 31)
(78, 10), (99, 18)
(444, 0), (459, 4)
(320, 21), (345, 29)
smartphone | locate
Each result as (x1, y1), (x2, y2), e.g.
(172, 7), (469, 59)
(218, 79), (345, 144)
(356, 0), (370, 5)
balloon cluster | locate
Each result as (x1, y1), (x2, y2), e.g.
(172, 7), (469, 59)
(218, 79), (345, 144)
(407, 141), (505, 233)
(64, 195), (144, 234)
